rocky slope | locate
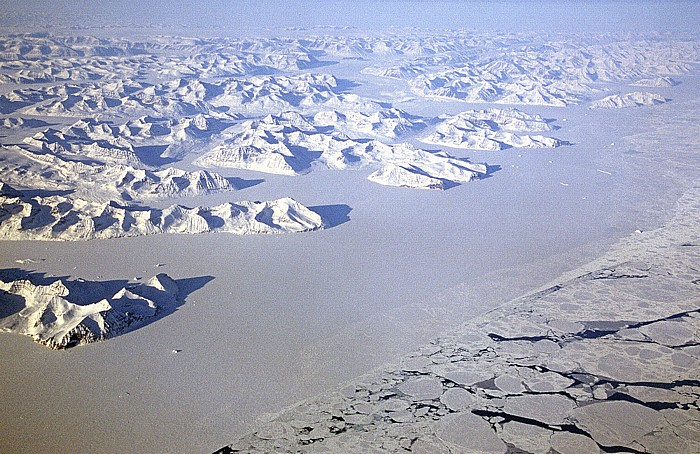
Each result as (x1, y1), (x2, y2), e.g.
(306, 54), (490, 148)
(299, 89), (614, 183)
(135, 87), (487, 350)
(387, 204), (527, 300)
(0, 273), (178, 349)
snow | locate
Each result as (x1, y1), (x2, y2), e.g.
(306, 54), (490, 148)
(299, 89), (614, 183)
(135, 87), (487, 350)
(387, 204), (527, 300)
(631, 76), (677, 87)
(195, 111), (487, 188)
(420, 108), (567, 151)
(0, 17), (699, 454)
(590, 91), (668, 109)
(0, 273), (177, 349)
(0, 183), (323, 240)
(312, 108), (426, 140)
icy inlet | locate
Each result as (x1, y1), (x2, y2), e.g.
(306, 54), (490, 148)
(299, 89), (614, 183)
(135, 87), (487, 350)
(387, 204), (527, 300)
(1, 17), (700, 454)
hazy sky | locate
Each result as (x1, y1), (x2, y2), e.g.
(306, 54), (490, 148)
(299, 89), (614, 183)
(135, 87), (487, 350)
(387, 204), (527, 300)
(2, 1), (699, 33)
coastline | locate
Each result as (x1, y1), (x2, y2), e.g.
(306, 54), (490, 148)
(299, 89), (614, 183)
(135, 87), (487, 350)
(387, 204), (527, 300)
(0, 26), (698, 452)
(216, 176), (700, 453)
(212, 89), (700, 453)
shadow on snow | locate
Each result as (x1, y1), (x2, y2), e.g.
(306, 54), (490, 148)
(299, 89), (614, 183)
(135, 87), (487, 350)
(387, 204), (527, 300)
(0, 267), (214, 346)
(309, 204), (352, 228)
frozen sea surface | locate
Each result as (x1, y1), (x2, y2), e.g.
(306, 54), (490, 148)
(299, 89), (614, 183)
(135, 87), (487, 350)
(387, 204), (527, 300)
(0, 5), (699, 452)
(2, 89), (699, 451)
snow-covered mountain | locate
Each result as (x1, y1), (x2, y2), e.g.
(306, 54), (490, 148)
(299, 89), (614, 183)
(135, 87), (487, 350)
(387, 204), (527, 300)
(590, 92), (667, 109)
(0, 145), (236, 201)
(0, 183), (323, 240)
(195, 111), (487, 189)
(312, 108), (426, 140)
(0, 273), (178, 349)
(631, 77), (677, 87)
(421, 108), (567, 151)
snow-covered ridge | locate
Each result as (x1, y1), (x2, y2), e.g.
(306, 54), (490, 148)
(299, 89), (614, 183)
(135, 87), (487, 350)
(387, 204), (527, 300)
(0, 35), (323, 80)
(0, 33), (695, 121)
(1, 117), (49, 129)
(312, 108), (426, 140)
(362, 63), (429, 80)
(21, 115), (228, 166)
(410, 65), (588, 106)
(0, 145), (236, 202)
(195, 111), (488, 189)
(365, 34), (697, 82)
(590, 92), (668, 109)
(631, 76), (677, 87)
(113, 167), (236, 200)
(1, 32), (697, 91)
(420, 108), (568, 151)
(0, 183), (323, 241)
(17, 78), (218, 118)
(6, 73), (378, 118)
(0, 34), (148, 61)
(0, 272), (178, 349)
(365, 143), (487, 190)
(24, 126), (142, 166)
(208, 73), (380, 114)
(360, 35), (699, 106)
(0, 30), (696, 219)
